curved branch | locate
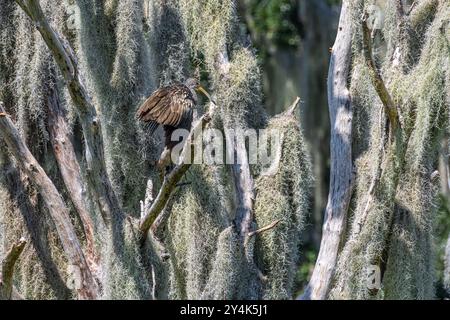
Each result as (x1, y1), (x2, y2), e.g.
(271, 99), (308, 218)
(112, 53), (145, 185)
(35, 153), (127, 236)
(0, 103), (97, 299)
(248, 220), (281, 238)
(0, 238), (26, 300)
(139, 110), (214, 236)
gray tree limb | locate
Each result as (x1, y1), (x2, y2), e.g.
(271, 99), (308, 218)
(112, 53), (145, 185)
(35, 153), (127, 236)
(15, 0), (122, 225)
(445, 233), (450, 295)
(47, 89), (100, 276)
(0, 238), (26, 300)
(300, 0), (354, 300)
(139, 111), (214, 236)
(0, 103), (98, 299)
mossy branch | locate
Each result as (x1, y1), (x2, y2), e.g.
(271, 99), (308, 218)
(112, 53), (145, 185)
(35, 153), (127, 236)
(217, 46), (255, 241)
(0, 103), (98, 300)
(362, 12), (400, 134)
(15, 0), (123, 224)
(0, 238), (26, 300)
(139, 108), (215, 237)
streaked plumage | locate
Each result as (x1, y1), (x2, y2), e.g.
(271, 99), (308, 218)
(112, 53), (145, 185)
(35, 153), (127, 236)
(136, 79), (197, 152)
(137, 78), (214, 171)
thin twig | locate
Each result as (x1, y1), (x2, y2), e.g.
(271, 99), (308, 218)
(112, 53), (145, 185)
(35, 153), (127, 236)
(248, 220), (281, 237)
(285, 96), (301, 116)
(406, 0), (418, 16)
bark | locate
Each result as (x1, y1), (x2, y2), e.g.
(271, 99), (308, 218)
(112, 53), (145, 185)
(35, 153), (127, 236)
(0, 103), (97, 300)
(301, 0), (354, 300)
(445, 234), (450, 294)
(0, 238), (26, 300)
(47, 88), (100, 275)
(232, 135), (255, 241)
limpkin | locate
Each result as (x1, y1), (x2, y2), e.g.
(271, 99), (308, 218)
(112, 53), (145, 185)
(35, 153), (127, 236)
(136, 78), (214, 169)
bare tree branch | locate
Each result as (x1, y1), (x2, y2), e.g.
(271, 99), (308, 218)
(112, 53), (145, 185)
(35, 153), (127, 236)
(406, 1), (418, 16)
(150, 196), (175, 241)
(232, 140), (255, 241)
(0, 238), (26, 300)
(301, 0), (354, 300)
(0, 103), (97, 299)
(445, 233), (450, 295)
(47, 89), (100, 276)
(285, 96), (301, 117)
(362, 13), (400, 133)
(15, 0), (122, 224)
(248, 220), (281, 237)
(139, 110), (214, 236)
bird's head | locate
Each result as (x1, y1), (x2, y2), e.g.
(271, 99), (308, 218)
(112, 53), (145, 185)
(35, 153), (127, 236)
(185, 78), (216, 105)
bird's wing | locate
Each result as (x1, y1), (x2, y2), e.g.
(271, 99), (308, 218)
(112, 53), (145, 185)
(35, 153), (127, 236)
(136, 85), (194, 128)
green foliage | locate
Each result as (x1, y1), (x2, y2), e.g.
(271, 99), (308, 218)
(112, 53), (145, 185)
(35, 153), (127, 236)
(245, 0), (302, 50)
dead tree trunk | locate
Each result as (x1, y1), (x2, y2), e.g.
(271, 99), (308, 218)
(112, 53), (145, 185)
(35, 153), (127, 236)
(301, 0), (354, 300)
(304, 0), (449, 300)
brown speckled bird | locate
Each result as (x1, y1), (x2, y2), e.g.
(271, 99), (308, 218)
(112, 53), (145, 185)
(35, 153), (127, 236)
(136, 78), (214, 169)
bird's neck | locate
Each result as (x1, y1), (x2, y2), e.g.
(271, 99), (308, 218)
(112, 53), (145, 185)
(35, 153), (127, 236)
(190, 88), (198, 104)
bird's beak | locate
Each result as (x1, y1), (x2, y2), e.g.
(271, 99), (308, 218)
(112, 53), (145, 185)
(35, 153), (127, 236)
(196, 86), (217, 105)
